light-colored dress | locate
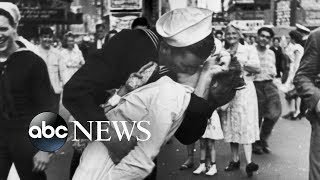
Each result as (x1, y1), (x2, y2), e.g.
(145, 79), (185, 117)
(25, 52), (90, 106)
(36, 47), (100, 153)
(283, 43), (304, 92)
(60, 44), (85, 82)
(202, 110), (224, 140)
(220, 43), (260, 144)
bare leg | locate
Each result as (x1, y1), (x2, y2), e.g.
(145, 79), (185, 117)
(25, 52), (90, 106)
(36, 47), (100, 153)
(243, 144), (252, 164)
(199, 139), (206, 162)
(180, 143), (195, 169)
(225, 142), (240, 171)
(207, 139), (216, 163)
(243, 144), (259, 177)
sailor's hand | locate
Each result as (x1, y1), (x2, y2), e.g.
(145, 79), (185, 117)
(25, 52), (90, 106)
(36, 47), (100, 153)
(33, 151), (53, 172)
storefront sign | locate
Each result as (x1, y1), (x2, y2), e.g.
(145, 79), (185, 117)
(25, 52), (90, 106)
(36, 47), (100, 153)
(20, 8), (65, 22)
(276, 0), (291, 26)
(235, 0), (254, 3)
(109, 0), (142, 10)
(305, 10), (320, 27)
(109, 12), (141, 31)
(230, 20), (265, 33)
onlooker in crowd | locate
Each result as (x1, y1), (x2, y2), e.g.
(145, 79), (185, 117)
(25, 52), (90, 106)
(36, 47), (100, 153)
(84, 22), (108, 61)
(37, 27), (68, 113)
(220, 24), (260, 177)
(61, 32), (85, 82)
(253, 27), (282, 154)
(215, 30), (224, 42)
(0, 3), (55, 180)
(249, 35), (256, 45)
(282, 30), (304, 120)
(95, 22), (107, 50)
(131, 17), (150, 30)
(294, 27), (320, 180)
(270, 37), (285, 78)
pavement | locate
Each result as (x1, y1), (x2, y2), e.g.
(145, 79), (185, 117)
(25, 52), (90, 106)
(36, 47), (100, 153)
(8, 91), (311, 180)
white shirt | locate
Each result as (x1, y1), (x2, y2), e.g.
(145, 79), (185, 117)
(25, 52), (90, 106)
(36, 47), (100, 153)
(37, 46), (68, 93)
(97, 37), (105, 49)
(60, 44), (85, 81)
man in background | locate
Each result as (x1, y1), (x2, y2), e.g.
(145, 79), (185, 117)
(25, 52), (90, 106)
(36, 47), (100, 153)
(253, 27), (282, 154)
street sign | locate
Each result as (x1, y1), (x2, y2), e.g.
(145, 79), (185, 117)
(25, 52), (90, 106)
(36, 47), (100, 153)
(20, 8), (65, 23)
(276, 0), (291, 26)
(109, 12), (141, 31)
(230, 20), (265, 33)
(109, 0), (142, 10)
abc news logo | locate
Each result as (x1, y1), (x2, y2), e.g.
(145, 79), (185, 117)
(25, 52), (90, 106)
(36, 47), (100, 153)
(28, 112), (151, 152)
(28, 112), (68, 152)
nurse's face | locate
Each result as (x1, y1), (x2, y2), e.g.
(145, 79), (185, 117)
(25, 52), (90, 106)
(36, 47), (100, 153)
(159, 44), (204, 75)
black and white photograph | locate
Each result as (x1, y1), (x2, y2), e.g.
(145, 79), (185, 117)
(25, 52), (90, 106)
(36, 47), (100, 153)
(0, 0), (319, 180)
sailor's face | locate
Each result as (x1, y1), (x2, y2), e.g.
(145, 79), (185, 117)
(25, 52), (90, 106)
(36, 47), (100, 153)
(159, 46), (203, 75)
(0, 15), (16, 53)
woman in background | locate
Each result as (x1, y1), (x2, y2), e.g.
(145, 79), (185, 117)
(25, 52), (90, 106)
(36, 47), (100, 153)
(282, 30), (304, 120)
(220, 24), (260, 177)
(61, 32), (85, 82)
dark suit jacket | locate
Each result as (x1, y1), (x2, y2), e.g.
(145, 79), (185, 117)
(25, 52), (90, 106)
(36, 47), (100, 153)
(294, 28), (320, 121)
(63, 29), (214, 145)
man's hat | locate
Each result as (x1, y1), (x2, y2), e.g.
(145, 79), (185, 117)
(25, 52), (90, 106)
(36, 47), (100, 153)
(156, 7), (213, 47)
(296, 24), (310, 34)
(0, 2), (21, 25)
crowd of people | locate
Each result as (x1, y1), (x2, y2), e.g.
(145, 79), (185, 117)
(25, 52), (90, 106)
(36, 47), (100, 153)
(0, 2), (319, 180)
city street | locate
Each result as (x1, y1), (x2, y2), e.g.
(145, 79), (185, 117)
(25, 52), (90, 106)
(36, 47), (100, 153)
(44, 92), (311, 180)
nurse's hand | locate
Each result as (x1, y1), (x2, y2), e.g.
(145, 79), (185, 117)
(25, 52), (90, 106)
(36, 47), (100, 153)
(201, 51), (231, 78)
